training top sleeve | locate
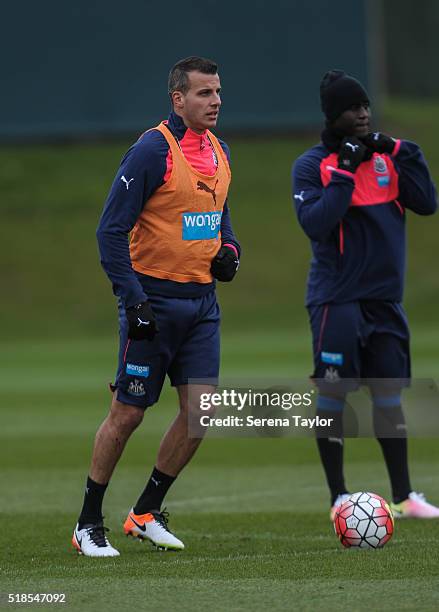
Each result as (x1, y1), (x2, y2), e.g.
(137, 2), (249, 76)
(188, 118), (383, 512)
(218, 139), (241, 256)
(96, 130), (168, 308)
(392, 140), (438, 215)
(292, 150), (355, 241)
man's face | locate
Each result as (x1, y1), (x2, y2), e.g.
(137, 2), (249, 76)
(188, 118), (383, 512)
(172, 71), (221, 133)
(332, 102), (371, 137)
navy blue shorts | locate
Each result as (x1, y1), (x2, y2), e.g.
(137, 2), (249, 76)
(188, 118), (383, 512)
(308, 301), (411, 393)
(113, 291), (220, 409)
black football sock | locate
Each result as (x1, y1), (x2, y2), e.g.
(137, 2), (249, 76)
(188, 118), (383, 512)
(317, 436), (348, 506)
(133, 467), (176, 514)
(373, 402), (412, 503)
(78, 476), (108, 527)
(376, 437), (411, 503)
(315, 396), (348, 505)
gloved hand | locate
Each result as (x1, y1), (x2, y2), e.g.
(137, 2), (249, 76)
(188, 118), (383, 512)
(338, 136), (366, 172)
(125, 301), (158, 341)
(361, 132), (397, 155)
(211, 245), (239, 282)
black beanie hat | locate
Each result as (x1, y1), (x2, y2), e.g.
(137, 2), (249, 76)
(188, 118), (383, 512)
(320, 69), (369, 121)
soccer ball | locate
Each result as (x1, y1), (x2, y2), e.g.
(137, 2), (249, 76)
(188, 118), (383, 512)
(334, 491), (394, 549)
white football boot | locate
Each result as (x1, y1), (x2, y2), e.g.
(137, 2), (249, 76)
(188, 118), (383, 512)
(330, 493), (352, 521)
(390, 492), (439, 518)
(124, 508), (184, 550)
(72, 521), (120, 557)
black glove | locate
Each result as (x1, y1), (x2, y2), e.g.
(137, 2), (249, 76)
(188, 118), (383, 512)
(361, 132), (396, 155)
(338, 136), (366, 173)
(125, 301), (158, 341)
(211, 246), (239, 282)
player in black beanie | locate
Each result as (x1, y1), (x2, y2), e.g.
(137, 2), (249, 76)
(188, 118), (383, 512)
(291, 68), (439, 522)
(319, 70), (371, 153)
(320, 69), (369, 123)
(318, 69), (373, 168)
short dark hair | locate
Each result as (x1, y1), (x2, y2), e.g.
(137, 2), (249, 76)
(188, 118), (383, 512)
(168, 56), (218, 95)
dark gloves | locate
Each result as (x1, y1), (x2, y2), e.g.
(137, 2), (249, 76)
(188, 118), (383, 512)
(338, 136), (366, 173)
(211, 245), (239, 282)
(361, 132), (397, 155)
(126, 301), (158, 341)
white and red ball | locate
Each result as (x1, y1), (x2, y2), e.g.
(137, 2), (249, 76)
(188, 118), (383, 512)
(334, 491), (394, 549)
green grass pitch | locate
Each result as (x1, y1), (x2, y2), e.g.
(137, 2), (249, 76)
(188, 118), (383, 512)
(1, 337), (439, 611)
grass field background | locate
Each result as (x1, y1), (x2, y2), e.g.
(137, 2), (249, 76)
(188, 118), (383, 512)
(1, 99), (439, 610)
